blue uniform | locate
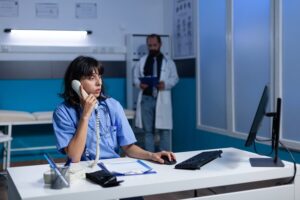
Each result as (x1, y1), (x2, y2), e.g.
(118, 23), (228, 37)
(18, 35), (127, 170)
(53, 97), (136, 160)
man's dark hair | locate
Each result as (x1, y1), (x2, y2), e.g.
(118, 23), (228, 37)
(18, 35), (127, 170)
(147, 34), (162, 44)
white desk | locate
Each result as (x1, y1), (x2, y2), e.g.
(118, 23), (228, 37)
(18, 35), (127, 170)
(7, 147), (300, 200)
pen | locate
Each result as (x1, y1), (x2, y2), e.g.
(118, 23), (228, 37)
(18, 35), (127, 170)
(43, 153), (69, 187)
(98, 162), (111, 174)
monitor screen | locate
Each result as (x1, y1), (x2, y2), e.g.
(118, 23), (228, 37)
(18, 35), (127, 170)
(244, 85), (284, 167)
(245, 85), (269, 147)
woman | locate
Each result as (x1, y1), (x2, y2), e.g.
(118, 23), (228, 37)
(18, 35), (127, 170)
(53, 56), (176, 165)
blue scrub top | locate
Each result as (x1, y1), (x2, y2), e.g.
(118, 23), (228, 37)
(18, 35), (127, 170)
(53, 97), (137, 160)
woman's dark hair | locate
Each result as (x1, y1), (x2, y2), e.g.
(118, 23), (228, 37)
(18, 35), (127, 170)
(60, 56), (105, 106)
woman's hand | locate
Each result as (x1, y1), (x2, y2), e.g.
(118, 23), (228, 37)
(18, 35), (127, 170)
(66, 86), (97, 163)
(149, 151), (176, 164)
(122, 144), (177, 164)
(80, 85), (97, 118)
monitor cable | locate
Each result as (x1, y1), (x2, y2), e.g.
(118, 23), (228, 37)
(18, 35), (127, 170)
(278, 141), (297, 184)
(254, 138), (296, 184)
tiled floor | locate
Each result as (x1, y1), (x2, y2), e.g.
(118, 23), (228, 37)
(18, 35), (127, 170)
(0, 173), (7, 200)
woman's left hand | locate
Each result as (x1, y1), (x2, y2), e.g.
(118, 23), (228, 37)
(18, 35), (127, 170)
(150, 151), (176, 164)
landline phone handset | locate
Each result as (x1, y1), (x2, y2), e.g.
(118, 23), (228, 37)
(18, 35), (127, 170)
(71, 80), (98, 109)
(71, 80), (100, 167)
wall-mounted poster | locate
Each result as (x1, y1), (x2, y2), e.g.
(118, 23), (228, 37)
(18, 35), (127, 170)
(36, 3), (59, 18)
(75, 3), (97, 19)
(173, 0), (195, 59)
(0, 0), (18, 17)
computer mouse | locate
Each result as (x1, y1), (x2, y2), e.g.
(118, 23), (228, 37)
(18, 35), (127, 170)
(161, 155), (177, 165)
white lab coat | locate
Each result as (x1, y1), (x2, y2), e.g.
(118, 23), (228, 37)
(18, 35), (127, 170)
(133, 55), (179, 130)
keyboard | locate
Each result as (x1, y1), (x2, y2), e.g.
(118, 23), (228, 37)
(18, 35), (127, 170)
(175, 150), (223, 170)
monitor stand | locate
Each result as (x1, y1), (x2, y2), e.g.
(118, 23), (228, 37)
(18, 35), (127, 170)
(250, 158), (284, 167)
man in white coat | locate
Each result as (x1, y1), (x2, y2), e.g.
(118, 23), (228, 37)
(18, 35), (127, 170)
(133, 34), (179, 152)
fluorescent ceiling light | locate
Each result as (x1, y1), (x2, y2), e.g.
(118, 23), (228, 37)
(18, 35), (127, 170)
(3, 29), (92, 44)
(4, 28), (92, 35)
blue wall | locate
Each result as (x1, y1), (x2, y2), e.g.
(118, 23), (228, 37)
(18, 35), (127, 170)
(0, 78), (126, 112)
(0, 79), (62, 112)
(1, 77), (300, 164)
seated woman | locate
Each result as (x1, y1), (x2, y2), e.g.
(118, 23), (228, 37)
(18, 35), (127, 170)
(53, 56), (176, 166)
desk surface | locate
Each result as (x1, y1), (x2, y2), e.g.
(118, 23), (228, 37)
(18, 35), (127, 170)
(7, 148), (298, 200)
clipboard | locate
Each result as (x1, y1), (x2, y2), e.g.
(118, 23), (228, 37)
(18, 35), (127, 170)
(139, 77), (159, 87)
(98, 160), (156, 176)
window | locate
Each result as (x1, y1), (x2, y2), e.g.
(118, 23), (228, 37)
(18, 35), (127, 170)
(196, 0), (300, 149)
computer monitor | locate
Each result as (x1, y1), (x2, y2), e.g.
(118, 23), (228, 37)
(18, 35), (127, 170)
(245, 85), (284, 167)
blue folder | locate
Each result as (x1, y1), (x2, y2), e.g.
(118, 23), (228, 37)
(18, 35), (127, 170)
(98, 160), (156, 176)
(139, 77), (159, 87)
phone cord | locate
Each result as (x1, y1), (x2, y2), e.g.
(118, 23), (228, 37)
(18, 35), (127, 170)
(90, 109), (100, 167)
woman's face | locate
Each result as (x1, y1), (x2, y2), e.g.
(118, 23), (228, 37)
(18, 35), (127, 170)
(80, 69), (102, 98)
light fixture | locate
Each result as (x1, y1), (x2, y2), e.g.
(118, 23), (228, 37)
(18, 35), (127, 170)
(3, 28), (92, 45)
(4, 28), (92, 35)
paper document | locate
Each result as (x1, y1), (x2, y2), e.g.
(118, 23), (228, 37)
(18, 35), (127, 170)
(98, 160), (156, 176)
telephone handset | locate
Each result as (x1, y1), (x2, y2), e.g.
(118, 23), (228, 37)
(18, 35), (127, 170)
(71, 79), (100, 167)
(71, 80), (98, 109)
